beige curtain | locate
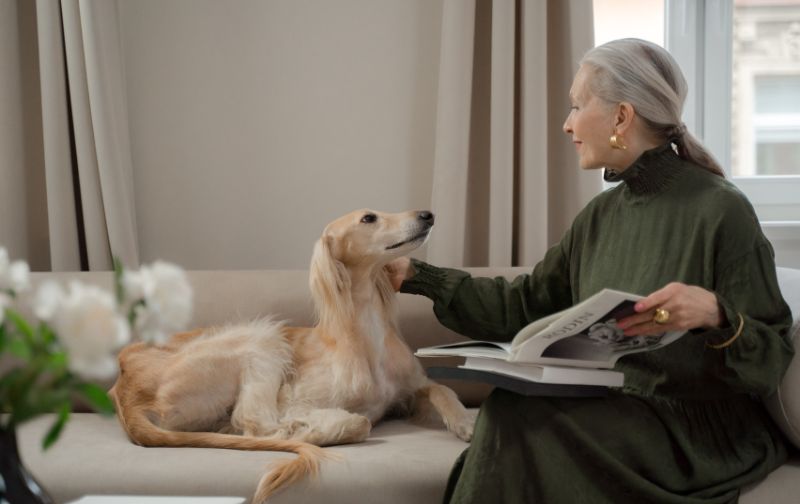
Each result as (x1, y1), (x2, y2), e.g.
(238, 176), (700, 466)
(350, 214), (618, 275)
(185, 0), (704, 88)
(35, 0), (138, 271)
(427, 0), (601, 268)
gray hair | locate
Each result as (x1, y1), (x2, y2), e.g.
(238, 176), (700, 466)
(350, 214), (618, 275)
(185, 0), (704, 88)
(580, 38), (724, 177)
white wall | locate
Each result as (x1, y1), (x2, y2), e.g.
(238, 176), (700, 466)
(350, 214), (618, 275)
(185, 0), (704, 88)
(118, 0), (443, 270)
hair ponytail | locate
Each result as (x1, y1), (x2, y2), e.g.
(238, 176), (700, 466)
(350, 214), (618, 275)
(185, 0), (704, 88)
(581, 38), (726, 178)
(673, 131), (725, 177)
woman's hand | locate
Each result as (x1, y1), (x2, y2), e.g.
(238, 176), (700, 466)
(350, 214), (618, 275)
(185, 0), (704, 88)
(384, 257), (414, 292)
(616, 283), (726, 337)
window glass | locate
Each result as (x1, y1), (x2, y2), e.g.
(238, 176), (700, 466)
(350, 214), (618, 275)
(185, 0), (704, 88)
(732, 0), (800, 177)
(593, 0), (665, 47)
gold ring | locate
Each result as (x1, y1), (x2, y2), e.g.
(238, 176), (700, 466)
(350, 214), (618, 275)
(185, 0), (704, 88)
(653, 308), (670, 325)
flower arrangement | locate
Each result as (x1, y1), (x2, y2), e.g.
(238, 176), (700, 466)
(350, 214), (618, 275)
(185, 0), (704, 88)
(0, 247), (193, 448)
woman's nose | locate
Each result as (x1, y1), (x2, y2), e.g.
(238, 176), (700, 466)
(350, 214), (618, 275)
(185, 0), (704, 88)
(563, 119), (572, 134)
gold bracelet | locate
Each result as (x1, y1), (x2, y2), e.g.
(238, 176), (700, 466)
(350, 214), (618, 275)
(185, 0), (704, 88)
(705, 313), (745, 349)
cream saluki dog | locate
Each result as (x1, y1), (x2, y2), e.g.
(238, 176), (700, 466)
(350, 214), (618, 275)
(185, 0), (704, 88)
(109, 209), (473, 503)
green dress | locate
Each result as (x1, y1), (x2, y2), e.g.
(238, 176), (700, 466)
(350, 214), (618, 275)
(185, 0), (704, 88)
(401, 143), (795, 503)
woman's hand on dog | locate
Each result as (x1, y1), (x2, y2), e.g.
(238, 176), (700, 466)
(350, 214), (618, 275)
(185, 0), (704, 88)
(385, 257), (414, 291)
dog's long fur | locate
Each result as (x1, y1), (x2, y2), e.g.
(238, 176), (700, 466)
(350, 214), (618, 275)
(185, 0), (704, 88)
(109, 209), (473, 502)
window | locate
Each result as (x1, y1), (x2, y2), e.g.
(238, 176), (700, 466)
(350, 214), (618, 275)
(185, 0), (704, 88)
(752, 75), (800, 176)
(733, 6), (800, 177)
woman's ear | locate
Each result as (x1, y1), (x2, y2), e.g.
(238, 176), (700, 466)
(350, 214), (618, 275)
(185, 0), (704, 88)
(614, 102), (636, 134)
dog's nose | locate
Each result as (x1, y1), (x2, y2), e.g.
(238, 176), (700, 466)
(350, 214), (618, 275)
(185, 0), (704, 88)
(418, 211), (435, 225)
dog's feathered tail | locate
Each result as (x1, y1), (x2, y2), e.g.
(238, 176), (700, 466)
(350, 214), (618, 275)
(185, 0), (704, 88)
(109, 384), (331, 502)
(254, 442), (336, 503)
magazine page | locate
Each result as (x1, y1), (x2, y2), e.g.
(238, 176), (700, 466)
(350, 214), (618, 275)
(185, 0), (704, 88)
(509, 289), (684, 368)
(414, 341), (513, 360)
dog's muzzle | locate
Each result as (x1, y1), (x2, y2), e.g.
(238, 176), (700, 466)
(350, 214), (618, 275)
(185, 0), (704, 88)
(386, 211), (435, 250)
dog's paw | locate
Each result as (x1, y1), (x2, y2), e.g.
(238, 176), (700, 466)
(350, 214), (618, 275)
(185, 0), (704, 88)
(342, 415), (372, 443)
(449, 412), (476, 442)
(453, 421), (473, 442)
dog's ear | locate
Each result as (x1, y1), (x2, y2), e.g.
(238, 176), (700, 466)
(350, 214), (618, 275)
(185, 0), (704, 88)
(309, 235), (353, 325)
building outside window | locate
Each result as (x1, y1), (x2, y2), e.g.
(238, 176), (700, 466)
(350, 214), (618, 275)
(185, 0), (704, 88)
(733, 0), (800, 177)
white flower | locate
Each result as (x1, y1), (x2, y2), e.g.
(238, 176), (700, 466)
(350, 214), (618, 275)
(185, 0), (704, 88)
(0, 247), (31, 294)
(35, 281), (131, 380)
(122, 261), (193, 345)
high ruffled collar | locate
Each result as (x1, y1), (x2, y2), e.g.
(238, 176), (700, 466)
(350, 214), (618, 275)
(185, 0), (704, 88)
(603, 142), (685, 196)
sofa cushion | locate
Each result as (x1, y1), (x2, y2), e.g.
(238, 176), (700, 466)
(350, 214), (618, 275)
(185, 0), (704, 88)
(764, 267), (800, 449)
(18, 413), (470, 504)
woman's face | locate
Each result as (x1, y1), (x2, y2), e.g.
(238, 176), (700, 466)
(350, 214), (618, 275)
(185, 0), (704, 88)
(563, 66), (617, 170)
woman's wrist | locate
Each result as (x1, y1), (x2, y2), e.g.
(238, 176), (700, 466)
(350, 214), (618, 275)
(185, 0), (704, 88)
(400, 259), (449, 296)
(714, 301), (728, 328)
(702, 292), (745, 349)
(705, 313), (745, 349)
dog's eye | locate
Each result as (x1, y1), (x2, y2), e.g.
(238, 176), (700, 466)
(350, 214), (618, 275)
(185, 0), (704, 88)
(360, 213), (377, 224)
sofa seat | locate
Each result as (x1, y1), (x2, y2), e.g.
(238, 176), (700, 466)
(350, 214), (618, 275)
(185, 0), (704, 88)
(18, 411), (799, 504)
(18, 412), (471, 504)
(740, 458), (800, 503)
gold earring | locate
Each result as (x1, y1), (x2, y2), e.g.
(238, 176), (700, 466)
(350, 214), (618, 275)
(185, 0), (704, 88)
(610, 133), (627, 150)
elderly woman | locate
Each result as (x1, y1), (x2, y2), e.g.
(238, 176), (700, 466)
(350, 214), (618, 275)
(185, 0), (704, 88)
(389, 39), (794, 503)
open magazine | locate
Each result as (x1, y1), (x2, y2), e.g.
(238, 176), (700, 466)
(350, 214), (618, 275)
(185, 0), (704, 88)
(416, 288), (686, 389)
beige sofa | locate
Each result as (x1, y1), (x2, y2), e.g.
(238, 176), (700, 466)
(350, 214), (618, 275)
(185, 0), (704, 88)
(15, 267), (800, 503)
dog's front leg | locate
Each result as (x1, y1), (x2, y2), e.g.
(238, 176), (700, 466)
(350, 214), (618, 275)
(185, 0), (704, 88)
(231, 364), (286, 437)
(415, 382), (475, 442)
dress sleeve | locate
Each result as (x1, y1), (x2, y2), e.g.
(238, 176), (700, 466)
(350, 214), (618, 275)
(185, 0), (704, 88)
(703, 241), (795, 396)
(399, 231), (574, 343)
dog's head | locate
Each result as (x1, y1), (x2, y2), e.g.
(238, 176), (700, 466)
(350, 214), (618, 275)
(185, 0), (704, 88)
(315, 209), (434, 267)
(309, 209), (434, 325)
